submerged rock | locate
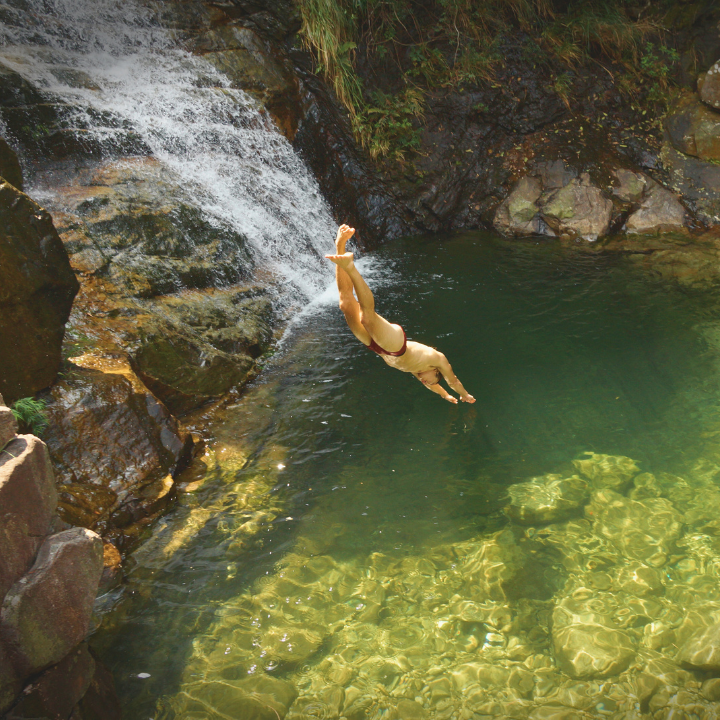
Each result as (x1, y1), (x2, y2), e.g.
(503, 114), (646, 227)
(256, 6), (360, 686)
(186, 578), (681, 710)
(588, 490), (683, 567)
(572, 452), (638, 492)
(176, 676), (297, 720)
(678, 622), (720, 671)
(553, 609), (637, 679)
(505, 473), (589, 525)
(0, 527), (103, 675)
(0, 180), (79, 403)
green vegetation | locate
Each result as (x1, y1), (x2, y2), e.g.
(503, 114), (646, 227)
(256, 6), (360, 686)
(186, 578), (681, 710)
(11, 397), (49, 437)
(296, 0), (702, 160)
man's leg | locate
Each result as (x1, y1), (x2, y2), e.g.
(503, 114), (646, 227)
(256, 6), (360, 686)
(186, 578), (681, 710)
(328, 251), (405, 353)
(335, 227), (370, 344)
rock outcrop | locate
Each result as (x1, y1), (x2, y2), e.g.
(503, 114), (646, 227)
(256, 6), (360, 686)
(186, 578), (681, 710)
(0, 179), (79, 404)
(44, 359), (194, 544)
(665, 96), (720, 162)
(0, 396), (118, 716)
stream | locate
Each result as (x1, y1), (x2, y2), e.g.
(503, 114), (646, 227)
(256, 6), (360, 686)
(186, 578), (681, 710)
(92, 232), (720, 718)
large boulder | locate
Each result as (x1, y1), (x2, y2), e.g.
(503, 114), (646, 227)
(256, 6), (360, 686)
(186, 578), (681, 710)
(7, 642), (95, 719)
(0, 180), (79, 403)
(612, 170), (686, 234)
(505, 473), (589, 525)
(665, 97), (720, 162)
(699, 61), (720, 111)
(492, 176), (547, 236)
(541, 174), (613, 241)
(0, 436), (58, 599)
(44, 362), (193, 534)
(0, 640), (22, 715)
(0, 527), (103, 675)
(0, 136), (22, 190)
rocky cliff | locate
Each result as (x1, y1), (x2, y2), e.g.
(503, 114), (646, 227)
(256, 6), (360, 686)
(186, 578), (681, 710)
(0, 393), (120, 719)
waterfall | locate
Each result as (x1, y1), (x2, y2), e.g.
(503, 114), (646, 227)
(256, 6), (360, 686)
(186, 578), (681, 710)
(0, 0), (337, 301)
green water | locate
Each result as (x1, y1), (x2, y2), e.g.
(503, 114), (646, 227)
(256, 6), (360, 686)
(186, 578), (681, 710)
(95, 233), (720, 719)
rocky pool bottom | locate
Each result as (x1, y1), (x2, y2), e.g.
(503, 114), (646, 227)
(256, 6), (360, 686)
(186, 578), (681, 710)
(92, 235), (720, 719)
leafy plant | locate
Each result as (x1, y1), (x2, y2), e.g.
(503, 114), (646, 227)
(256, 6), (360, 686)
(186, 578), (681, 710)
(11, 397), (49, 437)
(353, 87), (425, 161)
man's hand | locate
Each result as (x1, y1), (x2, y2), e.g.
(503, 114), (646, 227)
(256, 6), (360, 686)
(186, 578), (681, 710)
(444, 395), (459, 404)
(460, 394), (476, 404)
(325, 252), (355, 271)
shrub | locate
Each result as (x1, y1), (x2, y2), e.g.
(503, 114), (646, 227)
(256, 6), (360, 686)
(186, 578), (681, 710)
(11, 397), (49, 437)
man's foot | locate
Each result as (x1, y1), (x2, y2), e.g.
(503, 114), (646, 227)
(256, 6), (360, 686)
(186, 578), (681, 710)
(335, 224), (355, 254)
(325, 252), (355, 271)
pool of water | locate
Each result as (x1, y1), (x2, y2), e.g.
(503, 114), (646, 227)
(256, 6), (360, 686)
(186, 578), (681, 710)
(93, 233), (720, 719)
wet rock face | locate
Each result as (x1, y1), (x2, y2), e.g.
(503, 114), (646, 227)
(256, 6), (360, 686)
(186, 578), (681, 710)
(55, 159), (253, 298)
(188, 25), (301, 139)
(44, 362), (193, 537)
(492, 176), (547, 237)
(0, 527), (103, 676)
(505, 474), (589, 525)
(292, 63), (415, 248)
(0, 180), (79, 403)
(660, 143), (720, 226)
(666, 96), (720, 161)
(0, 60), (146, 162)
(0, 136), (22, 190)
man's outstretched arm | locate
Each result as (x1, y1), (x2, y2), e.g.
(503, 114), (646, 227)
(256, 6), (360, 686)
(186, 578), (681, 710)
(437, 354), (476, 403)
(422, 379), (459, 404)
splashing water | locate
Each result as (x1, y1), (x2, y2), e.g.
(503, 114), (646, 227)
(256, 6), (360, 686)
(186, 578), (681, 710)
(0, 0), (337, 300)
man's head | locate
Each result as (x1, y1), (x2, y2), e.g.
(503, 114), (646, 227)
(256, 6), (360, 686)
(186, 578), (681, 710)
(416, 368), (441, 386)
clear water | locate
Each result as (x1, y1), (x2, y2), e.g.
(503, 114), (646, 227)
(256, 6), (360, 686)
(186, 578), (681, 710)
(92, 234), (720, 717)
(0, 0), (335, 299)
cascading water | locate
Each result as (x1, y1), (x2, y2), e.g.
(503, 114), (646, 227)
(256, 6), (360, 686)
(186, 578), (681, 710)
(0, 0), (337, 301)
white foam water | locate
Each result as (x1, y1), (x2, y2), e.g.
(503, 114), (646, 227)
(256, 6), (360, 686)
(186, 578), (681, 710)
(0, 0), (337, 301)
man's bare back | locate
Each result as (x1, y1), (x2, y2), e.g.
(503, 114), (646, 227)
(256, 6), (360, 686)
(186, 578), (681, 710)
(325, 224), (475, 404)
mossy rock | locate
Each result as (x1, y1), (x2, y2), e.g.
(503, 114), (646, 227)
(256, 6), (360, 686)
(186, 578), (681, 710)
(0, 180), (79, 402)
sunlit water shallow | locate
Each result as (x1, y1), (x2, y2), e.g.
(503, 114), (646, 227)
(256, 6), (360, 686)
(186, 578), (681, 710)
(93, 233), (720, 719)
